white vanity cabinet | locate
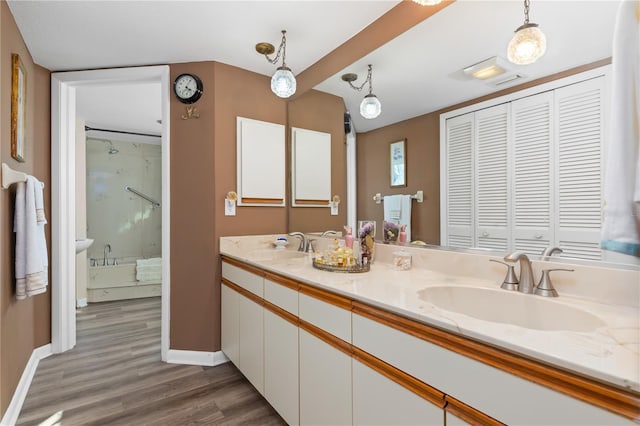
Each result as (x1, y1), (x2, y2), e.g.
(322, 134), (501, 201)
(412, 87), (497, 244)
(298, 289), (353, 426)
(221, 262), (265, 394)
(352, 358), (444, 425)
(263, 278), (299, 426)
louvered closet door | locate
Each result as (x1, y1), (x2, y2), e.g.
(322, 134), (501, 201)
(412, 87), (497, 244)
(445, 113), (474, 248)
(475, 104), (510, 250)
(554, 77), (605, 261)
(511, 92), (554, 256)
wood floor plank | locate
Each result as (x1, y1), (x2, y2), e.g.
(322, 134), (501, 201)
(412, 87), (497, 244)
(17, 297), (285, 425)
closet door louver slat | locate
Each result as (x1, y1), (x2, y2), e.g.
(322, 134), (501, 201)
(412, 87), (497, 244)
(511, 92), (554, 256)
(445, 113), (474, 248)
(554, 78), (605, 261)
(475, 105), (509, 251)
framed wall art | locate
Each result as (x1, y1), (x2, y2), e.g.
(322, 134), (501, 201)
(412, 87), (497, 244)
(390, 139), (406, 187)
(11, 53), (26, 162)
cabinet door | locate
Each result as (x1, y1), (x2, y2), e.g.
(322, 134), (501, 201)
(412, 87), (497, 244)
(444, 112), (474, 248)
(511, 91), (554, 255)
(264, 310), (299, 426)
(239, 295), (264, 395)
(299, 329), (351, 425)
(353, 359), (443, 425)
(554, 77), (605, 260)
(221, 283), (239, 366)
(475, 104), (510, 251)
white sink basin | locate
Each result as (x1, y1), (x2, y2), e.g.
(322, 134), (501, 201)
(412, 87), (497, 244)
(417, 286), (605, 332)
(75, 238), (94, 254)
(247, 249), (307, 262)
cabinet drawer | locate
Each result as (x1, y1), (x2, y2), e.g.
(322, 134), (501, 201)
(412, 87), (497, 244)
(299, 292), (351, 343)
(222, 261), (263, 297)
(265, 278), (298, 315)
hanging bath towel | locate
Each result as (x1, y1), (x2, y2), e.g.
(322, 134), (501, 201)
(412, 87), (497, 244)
(14, 176), (49, 300)
(601, 0), (640, 257)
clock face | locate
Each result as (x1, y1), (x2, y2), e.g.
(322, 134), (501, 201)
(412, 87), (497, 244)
(173, 73), (203, 104)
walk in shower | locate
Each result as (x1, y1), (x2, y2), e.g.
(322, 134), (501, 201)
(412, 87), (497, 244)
(85, 136), (162, 302)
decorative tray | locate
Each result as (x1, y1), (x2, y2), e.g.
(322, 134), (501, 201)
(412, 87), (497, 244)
(312, 258), (370, 273)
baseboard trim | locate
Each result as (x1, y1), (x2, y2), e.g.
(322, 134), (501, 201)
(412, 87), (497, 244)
(76, 298), (87, 308)
(165, 349), (229, 367)
(1, 344), (52, 426)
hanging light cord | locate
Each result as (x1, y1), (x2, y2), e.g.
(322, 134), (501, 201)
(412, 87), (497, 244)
(523, 0), (530, 24)
(346, 64), (374, 94)
(264, 30), (288, 67)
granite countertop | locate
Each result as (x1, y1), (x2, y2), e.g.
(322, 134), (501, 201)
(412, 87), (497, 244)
(220, 235), (640, 393)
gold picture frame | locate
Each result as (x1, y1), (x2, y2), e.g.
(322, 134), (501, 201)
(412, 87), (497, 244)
(390, 139), (406, 187)
(11, 53), (26, 162)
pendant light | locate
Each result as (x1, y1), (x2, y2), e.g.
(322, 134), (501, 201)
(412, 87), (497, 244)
(411, 0), (442, 5)
(507, 0), (547, 65)
(256, 30), (296, 98)
(341, 64), (382, 120)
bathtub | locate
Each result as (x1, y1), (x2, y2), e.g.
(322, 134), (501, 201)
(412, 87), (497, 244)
(87, 257), (162, 303)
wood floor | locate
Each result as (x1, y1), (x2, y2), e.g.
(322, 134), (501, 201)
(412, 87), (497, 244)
(17, 297), (286, 425)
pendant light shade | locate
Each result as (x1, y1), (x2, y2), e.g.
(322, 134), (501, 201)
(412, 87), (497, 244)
(411, 0), (442, 5)
(508, 23), (547, 65)
(271, 66), (296, 98)
(360, 94), (382, 119)
(256, 30), (297, 98)
(342, 64), (382, 120)
(507, 0), (546, 65)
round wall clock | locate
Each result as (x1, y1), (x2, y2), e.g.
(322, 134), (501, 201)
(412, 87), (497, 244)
(173, 73), (203, 104)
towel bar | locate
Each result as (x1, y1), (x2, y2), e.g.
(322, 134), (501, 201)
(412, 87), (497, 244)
(1, 163), (45, 189)
(373, 190), (423, 204)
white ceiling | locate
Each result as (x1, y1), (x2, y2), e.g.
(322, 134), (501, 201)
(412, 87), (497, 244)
(8, 0), (622, 135)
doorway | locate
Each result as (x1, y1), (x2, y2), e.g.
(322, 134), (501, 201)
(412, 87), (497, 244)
(51, 66), (170, 359)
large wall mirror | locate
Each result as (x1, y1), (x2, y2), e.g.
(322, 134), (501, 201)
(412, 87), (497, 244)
(309, 1), (638, 268)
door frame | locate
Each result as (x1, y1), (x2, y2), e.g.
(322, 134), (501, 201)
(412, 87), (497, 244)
(51, 66), (171, 358)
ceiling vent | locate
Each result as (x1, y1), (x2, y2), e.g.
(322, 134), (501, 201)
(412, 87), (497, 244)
(490, 74), (526, 87)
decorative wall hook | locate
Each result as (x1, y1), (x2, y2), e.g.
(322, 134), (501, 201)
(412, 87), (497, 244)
(181, 105), (200, 120)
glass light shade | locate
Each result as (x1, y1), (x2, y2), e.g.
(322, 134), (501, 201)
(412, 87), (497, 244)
(271, 66), (296, 98)
(507, 24), (547, 65)
(360, 94), (381, 119)
(412, 0), (442, 5)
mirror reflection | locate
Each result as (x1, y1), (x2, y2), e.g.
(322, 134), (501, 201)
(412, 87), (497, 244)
(312, 1), (638, 267)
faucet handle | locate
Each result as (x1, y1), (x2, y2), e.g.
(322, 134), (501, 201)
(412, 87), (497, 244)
(535, 268), (574, 297)
(489, 259), (519, 291)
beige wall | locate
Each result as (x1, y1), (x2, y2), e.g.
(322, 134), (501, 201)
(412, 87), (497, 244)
(0, 0), (51, 414)
(288, 90), (347, 233)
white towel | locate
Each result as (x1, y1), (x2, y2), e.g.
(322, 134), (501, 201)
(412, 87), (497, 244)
(14, 176), (48, 300)
(383, 194), (412, 241)
(601, 0), (640, 257)
(136, 257), (162, 282)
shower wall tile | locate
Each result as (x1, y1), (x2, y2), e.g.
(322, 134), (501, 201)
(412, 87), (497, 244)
(86, 138), (162, 261)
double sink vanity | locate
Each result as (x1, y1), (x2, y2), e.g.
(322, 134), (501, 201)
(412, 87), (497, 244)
(220, 235), (639, 425)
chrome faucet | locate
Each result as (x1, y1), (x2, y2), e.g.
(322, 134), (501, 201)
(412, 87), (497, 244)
(541, 246), (563, 260)
(504, 251), (536, 294)
(288, 232), (308, 252)
(321, 230), (340, 237)
(103, 244), (112, 266)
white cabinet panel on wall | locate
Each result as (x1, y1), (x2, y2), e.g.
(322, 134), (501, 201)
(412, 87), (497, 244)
(291, 127), (332, 207)
(443, 112), (474, 248)
(221, 283), (239, 366)
(554, 77), (605, 261)
(352, 359), (443, 426)
(238, 295), (264, 395)
(299, 329), (352, 426)
(510, 91), (554, 256)
(236, 117), (285, 206)
(264, 310), (299, 426)
(475, 104), (510, 251)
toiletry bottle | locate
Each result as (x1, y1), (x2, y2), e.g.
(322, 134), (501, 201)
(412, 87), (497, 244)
(344, 225), (354, 249)
(399, 224), (407, 243)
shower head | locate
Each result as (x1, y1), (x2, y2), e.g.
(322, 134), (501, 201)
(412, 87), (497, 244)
(108, 146), (119, 154)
